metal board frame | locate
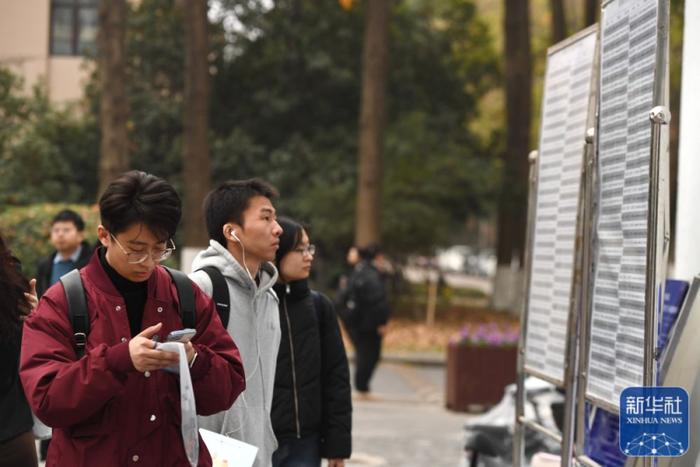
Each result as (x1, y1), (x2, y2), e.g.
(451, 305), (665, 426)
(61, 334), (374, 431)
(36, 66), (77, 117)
(523, 25), (599, 384)
(584, 0), (670, 412)
(513, 24), (599, 467)
(574, 1), (670, 466)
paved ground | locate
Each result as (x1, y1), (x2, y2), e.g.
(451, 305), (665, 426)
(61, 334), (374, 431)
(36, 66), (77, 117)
(343, 361), (471, 467)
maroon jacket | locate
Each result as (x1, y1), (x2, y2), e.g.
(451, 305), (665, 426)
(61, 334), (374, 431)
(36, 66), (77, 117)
(20, 253), (245, 466)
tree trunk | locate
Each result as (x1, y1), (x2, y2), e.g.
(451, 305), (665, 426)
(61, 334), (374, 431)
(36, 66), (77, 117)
(492, 0), (532, 312)
(97, 0), (129, 195)
(182, 0), (211, 250)
(354, 0), (390, 248)
(550, 0), (567, 43)
(584, 0), (598, 27)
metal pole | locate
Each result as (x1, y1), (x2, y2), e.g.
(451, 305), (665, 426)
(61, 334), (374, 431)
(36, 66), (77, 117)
(518, 417), (563, 444)
(575, 127), (597, 457)
(643, 106), (668, 387)
(559, 132), (594, 466)
(513, 150), (539, 467)
(640, 106), (668, 467)
(574, 20), (601, 459)
(640, 1), (671, 462)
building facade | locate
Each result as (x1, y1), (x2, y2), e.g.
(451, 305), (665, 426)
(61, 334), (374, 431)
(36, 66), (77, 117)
(0, 0), (98, 103)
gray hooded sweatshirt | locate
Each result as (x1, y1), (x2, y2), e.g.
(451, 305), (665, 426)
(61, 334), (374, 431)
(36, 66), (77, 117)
(189, 240), (281, 467)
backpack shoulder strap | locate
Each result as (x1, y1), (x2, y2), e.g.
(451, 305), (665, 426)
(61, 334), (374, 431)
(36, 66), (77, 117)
(164, 266), (196, 329)
(60, 269), (89, 359)
(197, 266), (230, 328)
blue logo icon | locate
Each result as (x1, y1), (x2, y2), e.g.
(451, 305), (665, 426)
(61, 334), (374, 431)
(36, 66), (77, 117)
(619, 387), (689, 457)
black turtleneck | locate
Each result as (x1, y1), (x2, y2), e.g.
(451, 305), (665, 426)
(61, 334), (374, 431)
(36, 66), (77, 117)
(272, 279), (311, 303)
(99, 248), (148, 337)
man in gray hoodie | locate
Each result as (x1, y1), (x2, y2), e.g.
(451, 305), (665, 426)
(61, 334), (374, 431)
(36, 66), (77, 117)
(189, 179), (283, 467)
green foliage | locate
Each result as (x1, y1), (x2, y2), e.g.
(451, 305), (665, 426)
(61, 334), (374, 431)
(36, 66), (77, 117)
(205, 0), (501, 263)
(0, 204), (100, 278)
(0, 67), (99, 205)
(382, 111), (499, 255)
(2, 0), (502, 286)
(123, 0), (188, 186)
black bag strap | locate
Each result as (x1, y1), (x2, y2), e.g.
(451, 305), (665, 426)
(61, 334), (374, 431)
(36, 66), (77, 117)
(164, 266), (196, 329)
(197, 266), (230, 328)
(60, 269), (89, 359)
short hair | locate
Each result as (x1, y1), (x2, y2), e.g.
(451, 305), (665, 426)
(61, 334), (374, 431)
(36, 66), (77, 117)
(274, 216), (304, 268)
(99, 171), (182, 240)
(358, 243), (381, 261)
(51, 209), (85, 231)
(203, 178), (279, 246)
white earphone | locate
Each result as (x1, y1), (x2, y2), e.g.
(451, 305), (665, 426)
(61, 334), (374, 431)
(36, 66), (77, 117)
(227, 227), (254, 282)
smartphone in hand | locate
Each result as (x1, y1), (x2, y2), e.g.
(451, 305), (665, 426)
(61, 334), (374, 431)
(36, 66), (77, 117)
(166, 328), (196, 343)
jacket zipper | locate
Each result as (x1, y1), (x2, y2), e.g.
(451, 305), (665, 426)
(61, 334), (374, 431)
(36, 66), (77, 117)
(282, 289), (302, 438)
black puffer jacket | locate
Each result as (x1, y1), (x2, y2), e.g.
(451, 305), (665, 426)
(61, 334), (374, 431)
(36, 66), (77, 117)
(337, 261), (391, 332)
(272, 280), (352, 459)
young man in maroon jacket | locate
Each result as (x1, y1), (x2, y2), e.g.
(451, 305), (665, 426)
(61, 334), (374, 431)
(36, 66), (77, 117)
(20, 171), (245, 467)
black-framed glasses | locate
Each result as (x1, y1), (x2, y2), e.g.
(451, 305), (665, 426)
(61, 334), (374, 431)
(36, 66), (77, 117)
(110, 234), (176, 264)
(293, 244), (316, 257)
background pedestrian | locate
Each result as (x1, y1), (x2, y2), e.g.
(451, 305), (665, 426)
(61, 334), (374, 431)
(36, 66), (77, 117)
(337, 244), (391, 398)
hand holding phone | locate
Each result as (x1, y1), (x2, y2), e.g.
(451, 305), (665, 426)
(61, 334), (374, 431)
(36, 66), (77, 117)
(156, 329), (196, 373)
(166, 328), (196, 343)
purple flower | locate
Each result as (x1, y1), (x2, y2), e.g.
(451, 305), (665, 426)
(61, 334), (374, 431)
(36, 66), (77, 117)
(453, 322), (520, 347)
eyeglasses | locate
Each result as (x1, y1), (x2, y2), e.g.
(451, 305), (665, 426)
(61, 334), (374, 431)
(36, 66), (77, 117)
(110, 234), (176, 264)
(293, 244), (316, 257)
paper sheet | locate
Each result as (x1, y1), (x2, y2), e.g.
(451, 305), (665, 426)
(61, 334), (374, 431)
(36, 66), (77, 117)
(157, 342), (199, 467)
(587, 0), (658, 408)
(199, 428), (259, 467)
(524, 28), (597, 383)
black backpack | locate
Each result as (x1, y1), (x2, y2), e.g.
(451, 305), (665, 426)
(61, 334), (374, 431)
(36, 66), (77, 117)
(60, 267), (196, 359)
(195, 266), (230, 329)
(198, 269), (325, 329)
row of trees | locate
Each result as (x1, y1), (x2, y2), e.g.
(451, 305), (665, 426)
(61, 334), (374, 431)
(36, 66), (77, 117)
(95, 0), (608, 293)
(97, 0), (211, 248)
(1, 0), (684, 308)
(1, 0), (502, 287)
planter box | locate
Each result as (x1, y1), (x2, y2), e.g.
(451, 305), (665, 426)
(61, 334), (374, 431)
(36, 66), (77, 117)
(445, 342), (517, 412)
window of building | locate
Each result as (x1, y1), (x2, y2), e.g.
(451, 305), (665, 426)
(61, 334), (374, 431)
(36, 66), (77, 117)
(50, 0), (99, 56)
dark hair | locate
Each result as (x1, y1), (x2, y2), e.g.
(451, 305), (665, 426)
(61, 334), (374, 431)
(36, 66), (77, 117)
(99, 171), (182, 240)
(51, 209), (85, 231)
(203, 178), (279, 246)
(274, 217), (305, 269)
(0, 232), (30, 341)
(358, 243), (381, 261)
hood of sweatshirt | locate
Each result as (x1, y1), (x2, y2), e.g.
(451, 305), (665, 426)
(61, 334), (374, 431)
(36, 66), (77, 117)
(191, 239), (278, 298)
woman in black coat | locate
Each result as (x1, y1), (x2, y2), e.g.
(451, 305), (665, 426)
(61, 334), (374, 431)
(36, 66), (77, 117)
(271, 217), (352, 467)
(0, 232), (38, 467)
